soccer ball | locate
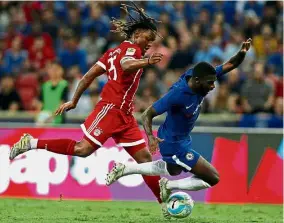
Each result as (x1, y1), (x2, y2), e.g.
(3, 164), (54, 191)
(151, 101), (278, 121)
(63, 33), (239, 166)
(167, 192), (194, 218)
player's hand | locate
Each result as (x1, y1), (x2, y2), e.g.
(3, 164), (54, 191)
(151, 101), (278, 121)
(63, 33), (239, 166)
(148, 53), (163, 65)
(148, 135), (164, 155)
(240, 38), (252, 53)
(55, 101), (77, 116)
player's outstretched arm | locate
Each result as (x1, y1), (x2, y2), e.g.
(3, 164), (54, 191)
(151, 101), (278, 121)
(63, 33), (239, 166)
(221, 38), (252, 74)
(141, 106), (164, 155)
(121, 53), (163, 73)
(55, 64), (105, 115)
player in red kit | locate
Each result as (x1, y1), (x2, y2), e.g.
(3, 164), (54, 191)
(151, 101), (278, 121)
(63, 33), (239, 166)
(10, 2), (164, 208)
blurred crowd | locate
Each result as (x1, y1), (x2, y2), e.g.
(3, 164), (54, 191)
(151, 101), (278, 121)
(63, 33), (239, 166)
(0, 1), (283, 124)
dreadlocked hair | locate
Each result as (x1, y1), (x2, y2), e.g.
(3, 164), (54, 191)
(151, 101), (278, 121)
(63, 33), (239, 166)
(111, 2), (162, 39)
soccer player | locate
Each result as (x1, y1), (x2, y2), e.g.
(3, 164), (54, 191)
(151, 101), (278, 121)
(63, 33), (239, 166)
(10, 3), (163, 204)
(107, 39), (252, 218)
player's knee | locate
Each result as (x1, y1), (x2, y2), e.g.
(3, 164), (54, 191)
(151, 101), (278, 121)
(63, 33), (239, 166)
(209, 171), (220, 186)
(167, 168), (182, 176)
(167, 164), (182, 176)
(135, 152), (152, 163)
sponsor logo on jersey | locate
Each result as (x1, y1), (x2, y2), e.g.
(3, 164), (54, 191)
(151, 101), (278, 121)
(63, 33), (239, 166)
(126, 48), (136, 56)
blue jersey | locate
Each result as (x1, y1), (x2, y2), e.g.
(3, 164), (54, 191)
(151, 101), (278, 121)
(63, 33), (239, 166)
(153, 65), (224, 142)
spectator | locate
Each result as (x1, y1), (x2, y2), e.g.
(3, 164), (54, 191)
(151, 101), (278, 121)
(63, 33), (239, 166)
(58, 35), (87, 73)
(210, 22), (224, 46)
(159, 12), (178, 40)
(241, 62), (274, 113)
(261, 3), (279, 33)
(253, 24), (278, 59)
(10, 7), (31, 35)
(224, 30), (256, 73)
(0, 36), (6, 77)
(197, 9), (211, 35)
(66, 66), (92, 115)
(21, 1), (42, 23)
(264, 64), (279, 91)
(28, 36), (56, 70)
(0, 75), (22, 111)
(138, 68), (165, 99)
(226, 68), (245, 94)
(79, 28), (106, 65)
(266, 39), (283, 76)
(162, 70), (179, 90)
(146, 37), (172, 71)
(193, 36), (223, 64)
(274, 97), (283, 117)
(0, 0), (281, 123)
(0, 2), (11, 34)
(35, 62), (68, 125)
(83, 3), (110, 37)
(2, 36), (27, 74)
(243, 1), (263, 17)
(42, 9), (59, 41)
(24, 22), (53, 50)
(135, 86), (158, 113)
(275, 77), (283, 98)
(67, 4), (82, 35)
(242, 10), (260, 39)
(166, 36), (178, 53)
(168, 31), (194, 71)
(4, 24), (24, 49)
(210, 83), (230, 113)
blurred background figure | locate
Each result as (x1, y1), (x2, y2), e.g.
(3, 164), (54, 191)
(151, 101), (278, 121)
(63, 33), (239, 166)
(58, 35), (87, 74)
(34, 62), (68, 125)
(0, 1), (281, 127)
(2, 36), (27, 75)
(0, 75), (22, 111)
(241, 62), (274, 114)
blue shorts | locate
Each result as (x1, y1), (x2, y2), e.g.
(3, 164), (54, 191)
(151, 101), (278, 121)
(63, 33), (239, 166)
(159, 139), (200, 172)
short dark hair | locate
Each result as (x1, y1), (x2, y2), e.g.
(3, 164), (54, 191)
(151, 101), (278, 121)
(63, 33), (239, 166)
(192, 62), (216, 78)
(111, 2), (160, 39)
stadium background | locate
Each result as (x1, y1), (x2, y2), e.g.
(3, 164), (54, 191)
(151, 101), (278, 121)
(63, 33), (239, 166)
(0, 1), (283, 222)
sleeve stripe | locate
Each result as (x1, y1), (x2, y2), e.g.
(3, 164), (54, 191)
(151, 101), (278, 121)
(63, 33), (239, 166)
(96, 61), (106, 70)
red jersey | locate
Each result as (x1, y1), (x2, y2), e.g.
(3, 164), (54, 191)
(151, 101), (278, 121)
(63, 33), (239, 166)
(96, 41), (143, 114)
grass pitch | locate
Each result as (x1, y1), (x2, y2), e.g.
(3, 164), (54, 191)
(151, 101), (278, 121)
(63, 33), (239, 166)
(0, 198), (282, 223)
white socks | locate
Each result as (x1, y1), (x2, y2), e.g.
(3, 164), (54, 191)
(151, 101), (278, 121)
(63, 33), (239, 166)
(120, 160), (211, 192)
(30, 139), (38, 149)
(166, 176), (211, 191)
(123, 159), (171, 176)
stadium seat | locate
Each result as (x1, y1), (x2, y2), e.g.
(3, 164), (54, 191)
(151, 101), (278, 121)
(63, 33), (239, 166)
(15, 73), (39, 110)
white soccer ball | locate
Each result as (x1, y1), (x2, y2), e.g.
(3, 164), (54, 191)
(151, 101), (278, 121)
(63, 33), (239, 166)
(167, 192), (194, 218)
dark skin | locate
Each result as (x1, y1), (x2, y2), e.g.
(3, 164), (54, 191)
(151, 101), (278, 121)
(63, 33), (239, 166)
(190, 38), (252, 97)
(53, 28), (163, 160)
(142, 38), (252, 186)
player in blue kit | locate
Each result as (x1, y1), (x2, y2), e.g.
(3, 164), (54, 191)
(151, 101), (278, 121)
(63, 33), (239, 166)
(106, 38), (252, 218)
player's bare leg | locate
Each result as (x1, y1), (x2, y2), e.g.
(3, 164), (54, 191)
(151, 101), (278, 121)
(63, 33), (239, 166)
(190, 156), (219, 186)
(164, 156), (219, 191)
(10, 133), (97, 160)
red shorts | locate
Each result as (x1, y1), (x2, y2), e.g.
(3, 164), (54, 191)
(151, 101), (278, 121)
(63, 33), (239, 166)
(81, 102), (146, 155)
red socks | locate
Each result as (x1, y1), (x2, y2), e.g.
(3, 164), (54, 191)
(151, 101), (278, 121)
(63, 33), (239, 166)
(143, 175), (162, 203)
(37, 139), (76, 155)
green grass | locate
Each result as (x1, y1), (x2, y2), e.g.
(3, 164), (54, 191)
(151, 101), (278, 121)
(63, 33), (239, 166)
(0, 198), (282, 223)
